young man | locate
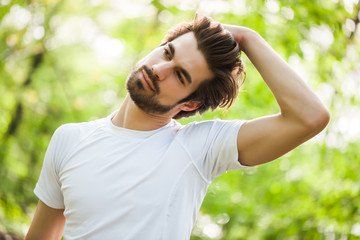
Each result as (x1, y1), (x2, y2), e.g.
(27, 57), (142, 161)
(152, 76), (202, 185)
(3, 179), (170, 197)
(26, 16), (330, 239)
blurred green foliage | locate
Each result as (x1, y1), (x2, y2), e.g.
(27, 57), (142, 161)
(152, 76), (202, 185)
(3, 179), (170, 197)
(1, 0), (360, 239)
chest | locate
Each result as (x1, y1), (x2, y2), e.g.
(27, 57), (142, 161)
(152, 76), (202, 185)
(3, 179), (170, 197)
(58, 135), (198, 218)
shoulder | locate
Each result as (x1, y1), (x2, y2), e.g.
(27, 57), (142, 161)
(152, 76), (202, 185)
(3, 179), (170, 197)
(178, 120), (215, 133)
(174, 119), (247, 152)
(178, 119), (246, 136)
(45, 117), (107, 169)
(51, 117), (107, 148)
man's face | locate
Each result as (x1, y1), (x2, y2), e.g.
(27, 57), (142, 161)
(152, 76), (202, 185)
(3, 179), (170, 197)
(126, 32), (214, 115)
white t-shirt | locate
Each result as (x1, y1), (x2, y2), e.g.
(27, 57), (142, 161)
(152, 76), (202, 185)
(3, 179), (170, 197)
(34, 113), (248, 240)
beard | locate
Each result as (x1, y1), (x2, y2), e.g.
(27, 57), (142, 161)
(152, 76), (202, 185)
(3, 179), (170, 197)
(126, 64), (179, 115)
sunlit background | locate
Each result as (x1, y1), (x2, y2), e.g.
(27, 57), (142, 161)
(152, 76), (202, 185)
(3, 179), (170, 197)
(1, 0), (360, 239)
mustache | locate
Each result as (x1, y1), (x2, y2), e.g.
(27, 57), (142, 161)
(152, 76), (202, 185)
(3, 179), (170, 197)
(142, 65), (160, 93)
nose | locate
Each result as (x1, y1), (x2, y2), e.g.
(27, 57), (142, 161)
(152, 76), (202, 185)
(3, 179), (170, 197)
(152, 61), (172, 81)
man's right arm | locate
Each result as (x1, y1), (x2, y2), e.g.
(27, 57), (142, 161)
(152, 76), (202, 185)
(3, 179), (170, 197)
(25, 200), (65, 240)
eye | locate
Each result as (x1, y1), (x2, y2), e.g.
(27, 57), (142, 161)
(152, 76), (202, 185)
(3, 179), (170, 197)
(164, 48), (171, 60)
(176, 71), (185, 85)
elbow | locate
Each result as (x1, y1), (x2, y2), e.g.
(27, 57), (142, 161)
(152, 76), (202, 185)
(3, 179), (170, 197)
(305, 106), (330, 134)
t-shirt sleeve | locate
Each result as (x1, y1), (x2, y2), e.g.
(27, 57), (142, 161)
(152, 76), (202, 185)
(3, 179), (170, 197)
(34, 126), (67, 209)
(205, 120), (250, 180)
(180, 119), (251, 181)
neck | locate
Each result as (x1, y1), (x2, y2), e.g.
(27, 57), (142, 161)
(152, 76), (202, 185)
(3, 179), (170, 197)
(111, 95), (176, 131)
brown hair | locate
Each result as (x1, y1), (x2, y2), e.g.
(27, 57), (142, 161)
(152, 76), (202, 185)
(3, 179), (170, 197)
(161, 15), (246, 119)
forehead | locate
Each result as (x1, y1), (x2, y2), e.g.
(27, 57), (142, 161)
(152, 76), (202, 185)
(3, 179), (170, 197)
(170, 32), (214, 86)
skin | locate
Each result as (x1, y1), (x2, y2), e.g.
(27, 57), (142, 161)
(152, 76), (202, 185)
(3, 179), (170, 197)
(25, 25), (330, 239)
(25, 200), (65, 240)
(222, 25), (330, 166)
(125, 32), (213, 117)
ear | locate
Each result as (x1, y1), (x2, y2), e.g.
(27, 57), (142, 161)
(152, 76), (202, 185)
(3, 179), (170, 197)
(180, 101), (203, 112)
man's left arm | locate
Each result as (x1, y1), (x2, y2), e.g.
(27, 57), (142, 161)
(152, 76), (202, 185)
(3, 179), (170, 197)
(223, 24), (330, 166)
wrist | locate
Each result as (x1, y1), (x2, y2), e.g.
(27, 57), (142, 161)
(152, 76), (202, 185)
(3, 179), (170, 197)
(222, 24), (259, 52)
(240, 28), (260, 53)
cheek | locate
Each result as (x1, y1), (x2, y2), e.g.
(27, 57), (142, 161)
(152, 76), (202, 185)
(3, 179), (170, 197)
(158, 82), (193, 102)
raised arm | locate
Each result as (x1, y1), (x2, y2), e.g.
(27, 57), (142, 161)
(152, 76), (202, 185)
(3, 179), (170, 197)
(223, 25), (330, 166)
(25, 200), (65, 240)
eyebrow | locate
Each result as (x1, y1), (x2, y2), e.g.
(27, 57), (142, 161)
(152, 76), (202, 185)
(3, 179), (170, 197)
(168, 42), (192, 84)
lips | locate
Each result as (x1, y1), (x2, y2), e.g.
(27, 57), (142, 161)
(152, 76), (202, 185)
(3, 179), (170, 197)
(141, 70), (155, 92)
